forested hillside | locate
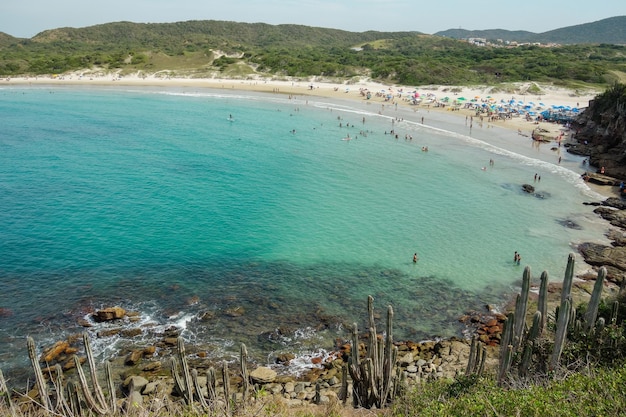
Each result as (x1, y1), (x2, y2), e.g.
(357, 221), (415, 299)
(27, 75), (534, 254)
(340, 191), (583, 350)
(1, 20), (625, 86)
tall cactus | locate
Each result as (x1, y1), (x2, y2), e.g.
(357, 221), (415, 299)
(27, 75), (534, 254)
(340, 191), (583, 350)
(27, 336), (52, 412)
(172, 337), (194, 405)
(222, 361), (231, 417)
(348, 296), (398, 409)
(0, 369), (17, 417)
(206, 367), (217, 403)
(519, 311), (542, 376)
(240, 343), (249, 402)
(561, 253), (575, 304)
(73, 334), (116, 416)
(497, 312), (514, 384)
(551, 298), (571, 370)
(71, 332), (116, 415)
(537, 271), (549, 333)
(585, 267), (606, 331)
(513, 267), (531, 350)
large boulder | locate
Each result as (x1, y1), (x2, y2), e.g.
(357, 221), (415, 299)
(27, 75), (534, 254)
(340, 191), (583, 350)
(250, 366), (277, 384)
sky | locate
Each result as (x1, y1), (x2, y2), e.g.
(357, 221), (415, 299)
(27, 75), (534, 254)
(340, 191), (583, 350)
(1, 0), (625, 39)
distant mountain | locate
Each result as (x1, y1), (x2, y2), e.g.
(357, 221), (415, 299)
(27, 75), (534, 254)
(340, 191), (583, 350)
(435, 16), (626, 45)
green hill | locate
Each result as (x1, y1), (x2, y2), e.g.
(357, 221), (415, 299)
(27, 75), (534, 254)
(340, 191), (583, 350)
(1, 19), (625, 87)
(436, 16), (626, 45)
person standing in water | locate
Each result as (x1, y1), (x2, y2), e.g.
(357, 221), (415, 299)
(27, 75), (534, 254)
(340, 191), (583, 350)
(413, 253), (418, 263)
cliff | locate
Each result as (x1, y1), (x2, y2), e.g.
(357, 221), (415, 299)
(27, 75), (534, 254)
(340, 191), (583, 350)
(568, 83), (626, 180)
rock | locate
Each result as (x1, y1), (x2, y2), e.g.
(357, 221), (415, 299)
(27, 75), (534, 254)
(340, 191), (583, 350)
(284, 381), (295, 394)
(199, 311), (215, 321)
(250, 366), (277, 384)
(558, 219), (583, 230)
(224, 306), (245, 317)
(163, 337), (178, 346)
(40, 341), (70, 363)
(124, 375), (149, 391)
(77, 318), (93, 327)
(522, 184), (535, 194)
(93, 307), (126, 322)
(126, 390), (143, 409)
(604, 197), (626, 210)
(578, 242), (626, 276)
(97, 328), (122, 338)
(142, 381), (158, 395)
(594, 206), (626, 229)
(140, 361), (162, 372)
(0, 308), (13, 318)
(121, 328), (142, 338)
(125, 350), (144, 365)
(398, 352), (414, 366)
(275, 353), (295, 365)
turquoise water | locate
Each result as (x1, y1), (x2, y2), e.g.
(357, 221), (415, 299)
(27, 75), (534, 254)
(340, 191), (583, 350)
(0, 85), (608, 377)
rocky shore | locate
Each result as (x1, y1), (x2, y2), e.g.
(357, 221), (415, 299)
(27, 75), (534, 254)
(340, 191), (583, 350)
(16, 305), (510, 412)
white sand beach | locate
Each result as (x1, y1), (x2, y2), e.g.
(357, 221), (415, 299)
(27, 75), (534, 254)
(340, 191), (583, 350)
(4, 72), (598, 138)
(5, 71), (611, 194)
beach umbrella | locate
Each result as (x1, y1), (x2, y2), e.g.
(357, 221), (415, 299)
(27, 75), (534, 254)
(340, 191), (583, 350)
(457, 97), (466, 101)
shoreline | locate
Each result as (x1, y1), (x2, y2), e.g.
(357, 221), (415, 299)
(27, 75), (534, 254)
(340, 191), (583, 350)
(4, 73), (599, 141)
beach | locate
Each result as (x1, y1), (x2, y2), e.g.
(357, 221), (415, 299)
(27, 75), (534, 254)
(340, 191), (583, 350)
(5, 72), (598, 139)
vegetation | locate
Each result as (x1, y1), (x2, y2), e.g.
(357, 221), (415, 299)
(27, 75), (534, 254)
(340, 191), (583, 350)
(1, 20), (625, 87)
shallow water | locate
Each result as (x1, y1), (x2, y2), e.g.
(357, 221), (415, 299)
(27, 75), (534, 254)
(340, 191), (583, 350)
(0, 85), (609, 379)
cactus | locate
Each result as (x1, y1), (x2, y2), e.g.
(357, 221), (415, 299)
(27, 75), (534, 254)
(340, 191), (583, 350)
(585, 267), (606, 331)
(561, 253), (575, 304)
(240, 343), (249, 402)
(513, 267), (531, 350)
(537, 271), (549, 334)
(348, 296), (398, 409)
(72, 333), (116, 415)
(497, 312), (514, 384)
(26, 336), (53, 412)
(340, 363), (348, 404)
(172, 337), (194, 406)
(519, 311), (542, 376)
(206, 367), (217, 402)
(550, 298), (571, 370)
(611, 300), (619, 325)
(66, 380), (83, 416)
(52, 363), (71, 414)
(222, 361), (231, 417)
(0, 369), (17, 417)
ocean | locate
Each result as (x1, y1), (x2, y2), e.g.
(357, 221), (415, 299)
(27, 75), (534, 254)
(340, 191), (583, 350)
(0, 85), (609, 379)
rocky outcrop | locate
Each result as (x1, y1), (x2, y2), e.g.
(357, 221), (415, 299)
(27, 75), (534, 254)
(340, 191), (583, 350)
(92, 306), (127, 322)
(578, 197), (626, 284)
(568, 83), (626, 179)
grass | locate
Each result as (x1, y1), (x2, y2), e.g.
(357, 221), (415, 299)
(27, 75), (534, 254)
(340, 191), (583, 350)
(4, 363), (626, 416)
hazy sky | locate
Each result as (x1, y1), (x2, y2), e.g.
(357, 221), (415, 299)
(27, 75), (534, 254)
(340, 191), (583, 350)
(1, 0), (624, 39)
